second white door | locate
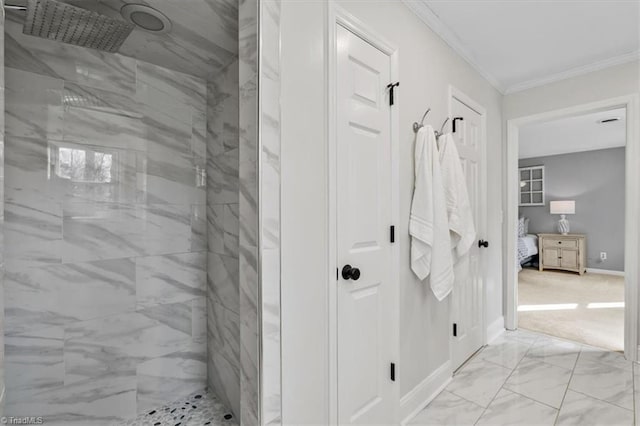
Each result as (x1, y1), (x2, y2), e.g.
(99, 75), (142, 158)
(450, 94), (487, 371)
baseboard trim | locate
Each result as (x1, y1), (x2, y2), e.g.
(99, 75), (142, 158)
(486, 316), (505, 344)
(400, 361), (452, 425)
(586, 268), (625, 277)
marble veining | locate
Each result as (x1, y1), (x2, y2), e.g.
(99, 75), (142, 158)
(3, 13), (211, 423)
(0, 4), (6, 414)
(207, 57), (241, 418)
(410, 329), (638, 426)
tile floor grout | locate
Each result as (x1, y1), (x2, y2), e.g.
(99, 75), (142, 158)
(411, 329), (637, 426)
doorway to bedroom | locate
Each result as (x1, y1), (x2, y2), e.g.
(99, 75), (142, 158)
(515, 106), (626, 352)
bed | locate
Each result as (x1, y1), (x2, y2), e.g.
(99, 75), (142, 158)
(518, 234), (538, 271)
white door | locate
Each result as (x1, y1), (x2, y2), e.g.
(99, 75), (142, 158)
(336, 25), (396, 425)
(450, 96), (487, 371)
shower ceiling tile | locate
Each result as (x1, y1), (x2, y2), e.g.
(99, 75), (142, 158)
(63, 0), (238, 80)
(5, 17), (137, 93)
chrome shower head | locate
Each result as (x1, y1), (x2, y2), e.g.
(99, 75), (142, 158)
(23, 0), (135, 53)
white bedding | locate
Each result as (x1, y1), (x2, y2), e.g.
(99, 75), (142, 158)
(518, 234), (538, 270)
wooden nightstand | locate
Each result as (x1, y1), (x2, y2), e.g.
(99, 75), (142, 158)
(538, 233), (586, 275)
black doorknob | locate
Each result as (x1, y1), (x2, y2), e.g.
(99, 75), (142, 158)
(342, 264), (361, 281)
(478, 240), (489, 248)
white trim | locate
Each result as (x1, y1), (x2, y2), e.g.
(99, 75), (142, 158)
(586, 268), (626, 277)
(400, 1), (639, 96)
(327, 4), (401, 424)
(401, 0), (505, 94)
(399, 361), (452, 426)
(505, 50), (640, 94)
(486, 316), (506, 344)
(505, 94), (640, 361)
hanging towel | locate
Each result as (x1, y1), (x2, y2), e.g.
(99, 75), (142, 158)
(410, 126), (454, 301)
(439, 133), (476, 260)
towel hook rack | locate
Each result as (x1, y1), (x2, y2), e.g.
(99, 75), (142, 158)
(412, 108), (431, 133)
(434, 117), (450, 139)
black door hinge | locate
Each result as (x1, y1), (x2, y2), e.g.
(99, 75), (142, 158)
(453, 323), (458, 337)
(390, 225), (395, 243)
(387, 82), (400, 106)
(336, 268), (339, 280)
(390, 363), (396, 381)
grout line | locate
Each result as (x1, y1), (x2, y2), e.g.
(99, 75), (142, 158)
(553, 346), (582, 425)
(568, 388), (635, 412)
(472, 341), (532, 424)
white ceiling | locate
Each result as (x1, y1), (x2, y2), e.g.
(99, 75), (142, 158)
(519, 108), (626, 159)
(404, 0), (640, 93)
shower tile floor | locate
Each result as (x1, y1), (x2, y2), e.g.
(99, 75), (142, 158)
(113, 390), (238, 426)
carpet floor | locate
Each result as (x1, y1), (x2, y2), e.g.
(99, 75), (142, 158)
(518, 268), (624, 352)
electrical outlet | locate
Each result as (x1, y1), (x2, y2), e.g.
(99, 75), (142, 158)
(600, 252), (607, 261)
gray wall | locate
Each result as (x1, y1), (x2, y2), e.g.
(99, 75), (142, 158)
(519, 147), (625, 271)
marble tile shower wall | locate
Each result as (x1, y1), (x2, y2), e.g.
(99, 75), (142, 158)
(206, 59), (241, 417)
(238, 0), (282, 424)
(260, 1), (282, 424)
(3, 19), (209, 424)
(0, 1), (5, 416)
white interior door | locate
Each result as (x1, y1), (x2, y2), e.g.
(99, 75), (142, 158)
(450, 95), (487, 371)
(336, 24), (395, 425)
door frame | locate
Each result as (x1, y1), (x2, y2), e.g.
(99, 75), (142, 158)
(504, 94), (640, 361)
(327, 4), (401, 424)
(447, 86), (489, 366)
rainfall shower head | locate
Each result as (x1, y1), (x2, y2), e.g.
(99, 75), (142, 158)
(23, 0), (135, 53)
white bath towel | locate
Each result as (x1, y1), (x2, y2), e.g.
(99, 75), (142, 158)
(410, 126), (454, 301)
(439, 133), (476, 260)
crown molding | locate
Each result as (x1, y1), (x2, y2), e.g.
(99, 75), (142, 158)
(402, 1), (639, 97)
(505, 50), (640, 94)
(401, 0), (506, 94)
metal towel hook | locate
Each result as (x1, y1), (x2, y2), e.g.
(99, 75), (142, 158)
(412, 108), (431, 133)
(435, 117), (450, 139)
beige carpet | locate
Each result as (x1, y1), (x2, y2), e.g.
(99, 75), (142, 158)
(518, 268), (624, 352)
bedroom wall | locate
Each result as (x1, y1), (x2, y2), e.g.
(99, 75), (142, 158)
(519, 147), (625, 271)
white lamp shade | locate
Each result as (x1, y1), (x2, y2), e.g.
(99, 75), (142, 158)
(550, 200), (575, 215)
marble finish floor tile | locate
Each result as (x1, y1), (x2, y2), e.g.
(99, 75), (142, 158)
(408, 390), (484, 426)
(411, 329), (639, 426)
(476, 336), (532, 369)
(503, 358), (572, 408)
(523, 337), (581, 370)
(476, 389), (558, 426)
(556, 390), (633, 425)
(113, 390), (237, 426)
(569, 356), (634, 410)
(446, 359), (513, 407)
